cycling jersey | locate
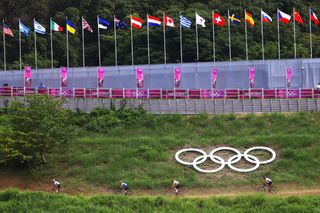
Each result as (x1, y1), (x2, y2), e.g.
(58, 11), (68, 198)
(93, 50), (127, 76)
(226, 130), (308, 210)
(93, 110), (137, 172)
(265, 178), (272, 183)
(121, 182), (128, 189)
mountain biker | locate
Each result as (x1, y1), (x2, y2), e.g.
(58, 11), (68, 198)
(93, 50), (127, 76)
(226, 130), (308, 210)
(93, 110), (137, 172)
(120, 181), (128, 195)
(171, 180), (180, 195)
(52, 179), (61, 193)
(263, 176), (272, 191)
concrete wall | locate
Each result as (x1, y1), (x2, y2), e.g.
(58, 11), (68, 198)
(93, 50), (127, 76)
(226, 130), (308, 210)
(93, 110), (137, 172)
(1, 97), (319, 114)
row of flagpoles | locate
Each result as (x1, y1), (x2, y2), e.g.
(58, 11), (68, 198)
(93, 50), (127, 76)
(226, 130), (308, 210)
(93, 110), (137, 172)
(2, 8), (320, 71)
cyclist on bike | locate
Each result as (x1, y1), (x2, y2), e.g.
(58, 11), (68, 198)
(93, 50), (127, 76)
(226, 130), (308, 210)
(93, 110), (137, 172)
(120, 181), (128, 195)
(52, 179), (61, 193)
(171, 180), (180, 195)
(263, 176), (272, 191)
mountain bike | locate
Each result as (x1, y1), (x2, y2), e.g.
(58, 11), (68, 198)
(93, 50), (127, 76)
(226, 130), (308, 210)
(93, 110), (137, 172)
(258, 184), (277, 193)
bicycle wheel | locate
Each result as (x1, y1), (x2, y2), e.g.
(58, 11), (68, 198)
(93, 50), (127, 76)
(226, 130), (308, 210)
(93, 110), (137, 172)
(268, 186), (277, 193)
(257, 186), (266, 192)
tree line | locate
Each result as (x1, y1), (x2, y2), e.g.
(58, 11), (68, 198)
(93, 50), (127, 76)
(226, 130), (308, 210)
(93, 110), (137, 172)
(1, 0), (320, 70)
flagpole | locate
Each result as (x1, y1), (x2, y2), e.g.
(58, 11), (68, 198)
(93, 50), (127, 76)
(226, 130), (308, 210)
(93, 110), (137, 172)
(66, 17), (69, 67)
(277, 8), (281, 60)
(50, 17), (53, 69)
(2, 20), (6, 71)
(130, 15), (134, 66)
(293, 8), (296, 59)
(245, 9), (248, 61)
(179, 11), (183, 63)
(309, 8), (313, 58)
(82, 16), (85, 67)
(261, 9), (265, 60)
(195, 12), (199, 62)
(212, 11), (216, 62)
(228, 9), (231, 61)
(97, 15), (101, 67)
(19, 19), (22, 71)
(163, 12), (167, 64)
(34, 19), (38, 70)
(114, 14), (118, 66)
(147, 13), (150, 65)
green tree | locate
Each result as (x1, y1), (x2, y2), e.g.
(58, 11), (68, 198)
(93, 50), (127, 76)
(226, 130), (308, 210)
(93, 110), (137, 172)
(4, 95), (74, 166)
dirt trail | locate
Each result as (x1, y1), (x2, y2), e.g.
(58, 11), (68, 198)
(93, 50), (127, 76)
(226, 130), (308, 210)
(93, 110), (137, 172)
(1, 173), (320, 198)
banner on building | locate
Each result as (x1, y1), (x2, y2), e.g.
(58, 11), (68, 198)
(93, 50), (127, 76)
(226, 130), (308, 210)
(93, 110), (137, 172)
(174, 67), (181, 88)
(61, 67), (68, 87)
(286, 67), (292, 88)
(24, 66), (32, 87)
(212, 68), (218, 88)
(249, 67), (255, 88)
(98, 67), (105, 88)
(136, 68), (144, 88)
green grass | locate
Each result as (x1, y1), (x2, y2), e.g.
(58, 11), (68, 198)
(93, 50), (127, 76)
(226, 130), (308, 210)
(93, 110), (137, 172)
(33, 112), (320, 190)
(0, 189), (319, 213)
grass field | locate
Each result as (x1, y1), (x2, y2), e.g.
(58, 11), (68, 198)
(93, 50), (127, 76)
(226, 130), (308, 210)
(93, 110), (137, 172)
(29, 112), (320, 192)
(0, 189), (319, 213)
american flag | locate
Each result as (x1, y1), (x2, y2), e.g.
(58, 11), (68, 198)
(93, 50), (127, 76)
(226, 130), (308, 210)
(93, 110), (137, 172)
(3, 22), (14, 37)
(82, 18), (93, 32)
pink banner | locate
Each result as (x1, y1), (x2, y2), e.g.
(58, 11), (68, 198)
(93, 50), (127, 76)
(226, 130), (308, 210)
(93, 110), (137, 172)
(249, 67), (255, 88)
(24, 66), (32, 87)
(98, 67), (105, 88)
(61, 67), (68, 87)
(174, 67), (181, 88)
(212, 68), (218, 88)
(136, 68), (144, 88)
(286, 67), (292, 87)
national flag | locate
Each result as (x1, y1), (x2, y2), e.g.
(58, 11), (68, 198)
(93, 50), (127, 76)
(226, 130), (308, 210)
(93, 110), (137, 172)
(82, 17), (93, 32)
(213, 13), (226, 27)
(164, 15), (175, 27)
(115, 18), (126, 29)
(310, 9), (319, 26)
(180, 15), (191, 28)
(34, 20), (46, 34)
(245, 11), (254, 27)
(66, 20), (77, 34)
(261, 10), (272, 23)
(278, 10), (291, 24)
(196, 13), (206, 27)
(147, 15), (161, 27)
(98, 17), (110, 29)
(131, 16), (144, 29)
(229, 13), (241, 25)
(3, 22), (14, 37)
(294, 10), (304, 25)
(50, 20), (63, 32)
(19, 21), (30, 36)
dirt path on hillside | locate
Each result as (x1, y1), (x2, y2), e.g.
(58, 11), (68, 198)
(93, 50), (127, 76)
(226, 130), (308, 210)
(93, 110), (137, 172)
(1, 171), (320, 198)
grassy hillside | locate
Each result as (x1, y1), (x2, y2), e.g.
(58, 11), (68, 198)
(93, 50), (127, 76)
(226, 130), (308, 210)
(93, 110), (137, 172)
(0, 189), (319, 213)
(31, 112), (320, 191)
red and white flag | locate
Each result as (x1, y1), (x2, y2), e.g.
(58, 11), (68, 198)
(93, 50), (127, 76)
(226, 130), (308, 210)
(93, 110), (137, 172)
(82, 17), (93, 32)
(131, 16), (144, 29)
(310, 10), (319, 26)
(213, 13), (226, 27)
(164, 15), (175, 27)
(278, 10), (291, 24)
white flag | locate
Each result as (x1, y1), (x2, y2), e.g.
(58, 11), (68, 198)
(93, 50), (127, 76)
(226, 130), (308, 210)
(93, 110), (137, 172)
(196, 13), (206, 27)
(34, 20), (46, 34)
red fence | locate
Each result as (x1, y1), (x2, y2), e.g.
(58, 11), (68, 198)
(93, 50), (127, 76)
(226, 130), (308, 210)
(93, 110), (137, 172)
(1, 87), (320, 99)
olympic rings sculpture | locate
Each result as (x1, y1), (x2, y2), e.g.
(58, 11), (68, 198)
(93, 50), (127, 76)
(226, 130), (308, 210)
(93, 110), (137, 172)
(175, 147), (276, 173)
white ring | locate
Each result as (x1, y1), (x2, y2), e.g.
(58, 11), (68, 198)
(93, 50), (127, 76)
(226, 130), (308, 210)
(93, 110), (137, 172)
(244, 147), (276, 164)
(193, 155), (225, 173)
(227, 154), (260, 173)
(175, 148), (207, 166)
(175, 146), (276, 173)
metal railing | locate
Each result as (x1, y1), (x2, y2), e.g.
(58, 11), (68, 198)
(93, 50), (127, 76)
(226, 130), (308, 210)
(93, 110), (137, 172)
(0, 87), (320, 99)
